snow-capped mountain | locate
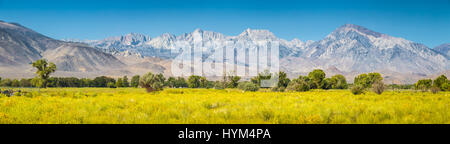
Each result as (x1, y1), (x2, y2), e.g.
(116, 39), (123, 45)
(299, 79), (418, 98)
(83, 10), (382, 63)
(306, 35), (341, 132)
(68, 24), (448, 83)
(433, 43), (449, 58)
(296, 24), (448, 75)
(81, 28), (310, 59)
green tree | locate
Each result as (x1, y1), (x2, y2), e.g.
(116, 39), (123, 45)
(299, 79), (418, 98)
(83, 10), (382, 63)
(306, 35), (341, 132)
(19, 79), (32, 87)
(139, 72), (164, 92)
(11, 79), (20, 87)
(175, 77), (188, 88)
(368, 73), (383, 85)
(188, 75), (202, 88)
(93, 76), (115, 87)
(227, 75), (241, 88)
(277, 71), (290, 88)
(415, 79), (432, 92)
(31, 59), (57, 88)
(116, 78), (123, 88)
(107, 82), (116, 88)
(286, 78), (310, 92)
(122, 76), (129, 87)
(199, 76), (208, 88)
(321, 78), (332, 89)
(80, 78), (93, 87)
(433, 75), (448, 91)
(130, 75), (140, 88)
(330, 74), (348, 89)
(0, 79), (12, 87)
(167, 77), (176, 88)
(250, 70), (272, 87)
(354, 73), (383, 88)
(308, 69), (325, 89)
(156, 74), (166, 86)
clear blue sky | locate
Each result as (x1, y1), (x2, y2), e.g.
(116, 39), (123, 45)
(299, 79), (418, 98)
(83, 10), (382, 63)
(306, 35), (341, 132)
(0, 0), (449, 47)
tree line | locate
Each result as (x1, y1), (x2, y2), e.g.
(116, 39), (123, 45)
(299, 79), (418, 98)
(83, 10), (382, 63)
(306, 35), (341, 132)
(1, 59), (448, 95)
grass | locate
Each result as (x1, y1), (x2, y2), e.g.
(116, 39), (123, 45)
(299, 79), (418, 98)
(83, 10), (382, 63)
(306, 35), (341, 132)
(0, 88), (449, 124)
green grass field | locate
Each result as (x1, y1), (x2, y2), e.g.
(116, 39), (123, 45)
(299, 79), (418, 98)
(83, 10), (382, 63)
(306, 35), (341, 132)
(0, 88), (449, 124)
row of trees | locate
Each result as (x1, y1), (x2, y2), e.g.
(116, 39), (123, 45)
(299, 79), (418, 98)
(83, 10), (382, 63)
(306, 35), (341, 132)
(415, 75), (449, 93)
(1, 59), (448, 95)
(284, 69), (348, 92)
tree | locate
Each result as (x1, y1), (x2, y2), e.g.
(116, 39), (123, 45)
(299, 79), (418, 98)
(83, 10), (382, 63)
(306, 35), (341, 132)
(251, 70), (272, 87)
(93, 76), (115, 87)
(354, 73), (383, 88)
(277, 71), (290, 88)
(308, 69), (326, 89)
(286, 78), (310, 92)
(321, 78), (332, 90)
(139, 72), (164, 92)
(167, 77), (176, 88)
(188, 75), (202, 88)
(199, 76), (208, 88)
(156, 74), (166, 86)
(0, 79), (12, 87)
(19, 79), (32, 87)
(11, 79), (20, 87)
(80, 78), (93, 87)
(130, 75), (140, 88)
(122, 76), (129, 87)
(330, 74), (348, 89)
(31, 59), (57, 88)
(107, 82), (116, 88)
(368, 73), (383, 85)
(175, 77), (188, 88)
(415, 79), (432, 92)
(116, 78), (123, 88)
(227, 75), (241, 88)
(433, 75), (448, 91)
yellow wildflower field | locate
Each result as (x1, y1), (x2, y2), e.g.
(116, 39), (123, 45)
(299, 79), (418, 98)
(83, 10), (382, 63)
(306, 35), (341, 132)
(0, 88), (449, 124)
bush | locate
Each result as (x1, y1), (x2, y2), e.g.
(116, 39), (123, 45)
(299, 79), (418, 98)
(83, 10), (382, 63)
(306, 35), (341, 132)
(237, 82), (259, 92)
(372, 81), (385, 95)
(271, 86), (285, 92)
(286, 79), (310, 92)
(139, 72), (164, 92)
(107, 82), (116, 88)
(415, 79), (432, 92)
(213, 81), (225, 90)
(431, 86), (440, 94)
(351, 85), (365, 95)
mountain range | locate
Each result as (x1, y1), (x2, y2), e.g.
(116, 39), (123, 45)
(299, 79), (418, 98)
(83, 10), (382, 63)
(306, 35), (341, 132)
(1, 20), (448, 83)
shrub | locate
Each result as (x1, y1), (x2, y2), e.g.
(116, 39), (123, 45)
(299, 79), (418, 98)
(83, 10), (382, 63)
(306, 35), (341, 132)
(286, 79), (310, 92)
(351, 85), (365, 95)
(237, 82), (259, 92)
(372, 81), (385, 95)
(213, 81), (225, 90)
(431, 86), (440, 94)
(308, 69), (325, 89)
(433, 75), (448, 91)
(271, 86), (285, 92)
(107, 82), (116, 88)
(330, 74), (348, 89)
(415, 79), (432, 92)
(139, 72), (164, 92)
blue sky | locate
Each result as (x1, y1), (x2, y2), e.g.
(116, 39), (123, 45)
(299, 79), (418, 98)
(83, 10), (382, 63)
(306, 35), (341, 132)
(0, 0), (449, 47)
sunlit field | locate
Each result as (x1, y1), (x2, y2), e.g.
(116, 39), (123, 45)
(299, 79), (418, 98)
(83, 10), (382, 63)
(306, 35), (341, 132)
(0, 88), (449, 124)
